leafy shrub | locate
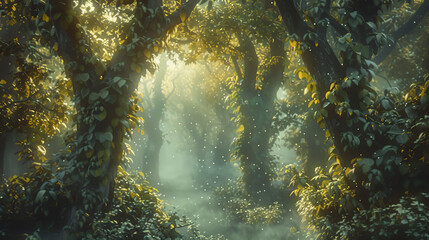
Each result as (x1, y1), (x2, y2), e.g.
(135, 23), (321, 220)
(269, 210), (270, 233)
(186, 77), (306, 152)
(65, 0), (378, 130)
(215, 180), (286, 225)
(334, 193), (429, 240)
(87, 167), (180, 240)
(0, 164), (205, 239)
(292, 80), (429, 239)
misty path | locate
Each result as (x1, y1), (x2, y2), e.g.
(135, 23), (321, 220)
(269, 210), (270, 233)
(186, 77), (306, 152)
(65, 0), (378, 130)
(153, 147), (301, 239)
(159, 180), (299, 240)
(132, 118), (303, 240)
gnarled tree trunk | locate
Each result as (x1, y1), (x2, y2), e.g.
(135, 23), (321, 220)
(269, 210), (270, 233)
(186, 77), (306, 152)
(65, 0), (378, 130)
(234, 35), (285, 203)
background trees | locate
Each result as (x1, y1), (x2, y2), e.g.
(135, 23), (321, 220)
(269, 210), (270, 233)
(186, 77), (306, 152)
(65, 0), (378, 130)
(182, 0), (288, 203)
(138, 54), (171, 184)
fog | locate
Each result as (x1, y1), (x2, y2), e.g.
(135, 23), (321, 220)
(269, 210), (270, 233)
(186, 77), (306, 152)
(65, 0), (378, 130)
(120, 56), (306, 239)
(129, 113), (302, 239)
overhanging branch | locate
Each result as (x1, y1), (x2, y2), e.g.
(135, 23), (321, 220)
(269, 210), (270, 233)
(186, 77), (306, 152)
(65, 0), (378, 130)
(373, 0), (429, 64)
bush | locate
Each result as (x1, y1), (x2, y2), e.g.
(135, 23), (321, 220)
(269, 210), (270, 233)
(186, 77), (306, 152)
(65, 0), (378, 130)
(215, 179), (286, 225)
(0, 164), (205, 239)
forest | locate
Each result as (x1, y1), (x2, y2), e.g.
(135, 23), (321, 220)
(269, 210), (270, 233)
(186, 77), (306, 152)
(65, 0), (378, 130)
(0, 0), (428, 239)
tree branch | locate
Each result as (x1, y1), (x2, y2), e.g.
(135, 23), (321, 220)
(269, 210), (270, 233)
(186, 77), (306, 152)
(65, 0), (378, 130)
(238, 33), (258, 97)
(231, 55), (243, 80)
(327, 14), (348, 36)
(260, 36), (285, 102)
(275, 0), (310, 37)
(165, 74), (177, 101)
(49, 0), (101, 95)
(373, 0), (429, 64)
(165, 0), (200, 31)
(104, 0), (199, 91)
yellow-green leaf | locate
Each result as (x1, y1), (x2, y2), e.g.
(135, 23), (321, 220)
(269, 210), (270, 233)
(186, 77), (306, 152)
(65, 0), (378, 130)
(85, 150), (93, 158)
(180, 12), (186, 23)
(42, 13), (49, 22)
(37, 145), (46, 155)
(143, 49), (151, 59)
(236, 124), (244, 133)
(95, 110), (107, 121)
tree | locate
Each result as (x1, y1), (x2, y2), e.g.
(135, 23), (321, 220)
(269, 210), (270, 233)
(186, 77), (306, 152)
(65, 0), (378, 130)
(275, 0), (429, 237)
(138, 54), (173, 184)
(0, 16), (72, 182)
(183, 0), (287, 203)
(1, 0), (199, 237)
(276, 0), (428, 166)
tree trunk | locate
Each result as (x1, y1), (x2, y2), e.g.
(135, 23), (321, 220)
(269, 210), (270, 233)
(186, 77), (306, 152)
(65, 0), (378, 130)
(235, 35), (285, 203)
(45, 0), (200, 237)
(141, 57), (167, 184)
(213, 103), (234, 166)
(276, 0), (365, 166)
(302, 113), (329, 176)
(240, 101), (276, 202)
(0, 135), (5, 183)
(181, 103), (210, 184)
(142, 129), (162, 184)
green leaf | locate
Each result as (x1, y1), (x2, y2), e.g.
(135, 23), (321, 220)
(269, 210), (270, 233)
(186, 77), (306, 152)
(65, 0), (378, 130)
(366, 139), (372, 147)
(49, 191), (57, 200)
(89, 92), (99, 102)
(387, 126), (402, 135)
(81, 88), (90, 98)
(94, 110), (107, 121)
(95, 131), (113, 143)
(113, 76), (121, 83)
(36, 190), (46, 202)
(118, 79), (126, 88)
(100, 89), (109, 99)
(366, 21), (376, 30)
(104, 132), (113, 142)
(381, 99), (391, 110)
(396, 133), (408, 144)
(76, 73), (90, 82)
(358, 158), (374, 174)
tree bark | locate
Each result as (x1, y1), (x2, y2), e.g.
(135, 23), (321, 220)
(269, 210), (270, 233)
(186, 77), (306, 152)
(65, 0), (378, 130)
(276, 0), (365, 166)
(235, 35), (285, 203)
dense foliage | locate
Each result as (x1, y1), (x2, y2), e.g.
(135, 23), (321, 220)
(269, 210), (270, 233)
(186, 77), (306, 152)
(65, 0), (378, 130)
(0, 164), (182, 239)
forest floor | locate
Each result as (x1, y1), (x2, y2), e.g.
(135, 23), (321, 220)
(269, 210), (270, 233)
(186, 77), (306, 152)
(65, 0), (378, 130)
(159, 180), (301, 240)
